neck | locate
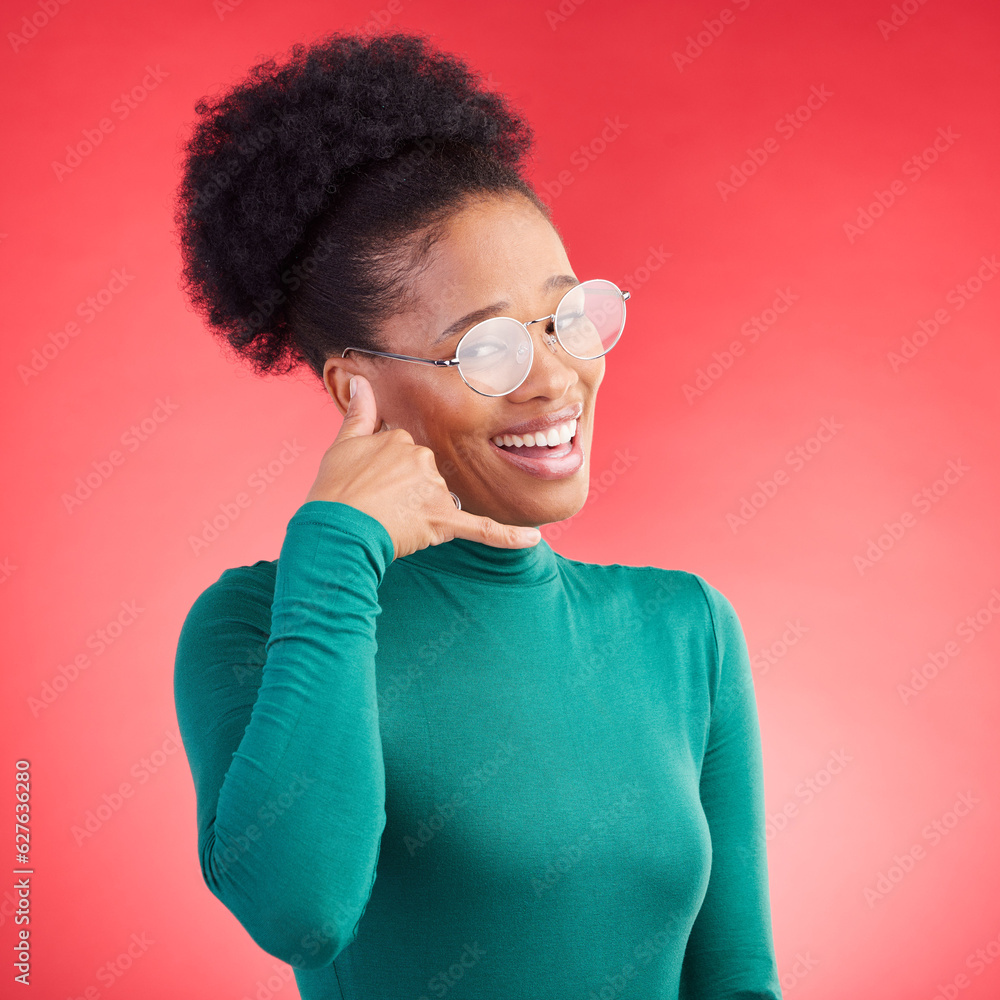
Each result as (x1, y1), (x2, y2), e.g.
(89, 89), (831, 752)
(398, 533), (558, 586)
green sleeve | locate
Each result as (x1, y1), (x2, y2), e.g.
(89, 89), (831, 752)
(680, 577), (783, 999)
(173, 500), (395, 970)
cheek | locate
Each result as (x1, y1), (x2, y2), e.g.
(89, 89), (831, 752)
(419, 405), (495, 469)
(388, 379), (454, 443)
(450, 428), (493, 469)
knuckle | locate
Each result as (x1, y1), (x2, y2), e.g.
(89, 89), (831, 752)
(478, 516), (501, 544)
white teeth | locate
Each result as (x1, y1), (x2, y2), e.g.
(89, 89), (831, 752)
(491, 418), (577, 449)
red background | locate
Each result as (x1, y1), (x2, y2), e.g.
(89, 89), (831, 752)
(3, 0), (999, 997)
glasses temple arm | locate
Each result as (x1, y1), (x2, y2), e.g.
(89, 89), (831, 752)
(341, 347), (458, 367)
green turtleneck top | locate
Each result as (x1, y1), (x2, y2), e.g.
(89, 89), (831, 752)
(173, 500), (782, 999)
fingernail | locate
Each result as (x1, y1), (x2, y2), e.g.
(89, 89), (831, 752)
(349, 376), (356, 400)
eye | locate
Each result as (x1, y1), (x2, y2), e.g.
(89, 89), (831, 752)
(462, 336), (507, 359)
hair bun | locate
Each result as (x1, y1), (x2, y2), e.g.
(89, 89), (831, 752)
(174, 31), (534, 374)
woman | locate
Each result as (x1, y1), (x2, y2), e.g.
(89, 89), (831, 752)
(173, 30), (782, 1000)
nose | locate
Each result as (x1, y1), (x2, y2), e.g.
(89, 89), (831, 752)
(506, 319), (581, 401)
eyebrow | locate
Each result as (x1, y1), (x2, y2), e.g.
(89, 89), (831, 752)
(433, 274), (580, 345)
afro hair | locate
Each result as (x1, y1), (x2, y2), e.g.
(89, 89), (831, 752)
(174, 30), (549, 381)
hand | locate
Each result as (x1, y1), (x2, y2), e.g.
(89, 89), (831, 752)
(303, 374), (542, 561)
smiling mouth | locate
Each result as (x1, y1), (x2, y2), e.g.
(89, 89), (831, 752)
(487, 417), (584, 479)
(490, 417), (578, 455)
(492, 435), (575, 459)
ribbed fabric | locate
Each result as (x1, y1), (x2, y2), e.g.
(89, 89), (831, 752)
(174, 500), (782, 999)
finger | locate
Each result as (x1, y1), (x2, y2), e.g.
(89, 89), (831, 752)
(334, 374), (379, 441)
(448, 510), (542, 549)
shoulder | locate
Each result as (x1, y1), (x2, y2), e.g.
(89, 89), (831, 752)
(552, 549), (701, 593)
(553, 552), (720, 623)
(553, 553), (747, 650)
(685, 574), (745, 651)
(174, 559), (279, 683)
(179, 559), (278, 631)
(173, 561), (281, 769)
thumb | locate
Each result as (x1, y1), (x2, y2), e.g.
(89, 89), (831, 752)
(453, 510), (543, 549)
(335, 374), (378, 440)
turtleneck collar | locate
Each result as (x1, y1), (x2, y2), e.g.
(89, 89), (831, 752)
(398, 532), (560, 586)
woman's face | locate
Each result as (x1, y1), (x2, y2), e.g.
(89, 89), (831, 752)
(323, 192), (605, 530)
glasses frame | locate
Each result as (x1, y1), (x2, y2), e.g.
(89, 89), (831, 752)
(340, 278), (631, 397)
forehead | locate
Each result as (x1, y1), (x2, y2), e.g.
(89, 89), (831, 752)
(418, 194), (569, 304)
(376, 194), (572, 357)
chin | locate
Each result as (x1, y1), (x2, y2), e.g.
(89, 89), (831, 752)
(523, 484), (590, 530)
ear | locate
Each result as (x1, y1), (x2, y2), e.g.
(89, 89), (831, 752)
(324, 356), (392, 429)
(321, 357), (354, 418)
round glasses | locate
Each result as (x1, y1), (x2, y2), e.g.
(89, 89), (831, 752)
(341, 278), (631, 396)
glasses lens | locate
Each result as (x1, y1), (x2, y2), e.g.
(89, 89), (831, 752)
(555, 279), (626, 359)
(455, 318), (532, 395)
